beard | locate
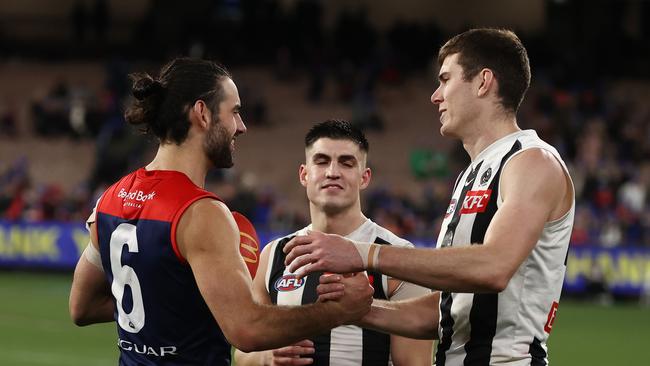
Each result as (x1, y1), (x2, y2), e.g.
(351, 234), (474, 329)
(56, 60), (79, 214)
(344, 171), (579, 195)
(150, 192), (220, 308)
(204, 118), (234, 168)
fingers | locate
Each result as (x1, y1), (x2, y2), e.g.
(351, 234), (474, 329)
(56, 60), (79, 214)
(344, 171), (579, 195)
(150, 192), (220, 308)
(284, 244), (315, 267)
(317, 290), (345, 302)
(316, 274), (344, 302)
(272, 356), (313, 365)
(272, 344), (314, 357)
(272, 340), (315, 365)
(282, 235), (313, 254)
(319, 273), (343, 284)
(292, 339), (315, 348)
(292, 261), (320, 278)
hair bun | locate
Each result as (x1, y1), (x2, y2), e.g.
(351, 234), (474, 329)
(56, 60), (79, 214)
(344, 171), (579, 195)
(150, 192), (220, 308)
(132, 74), (164, 101)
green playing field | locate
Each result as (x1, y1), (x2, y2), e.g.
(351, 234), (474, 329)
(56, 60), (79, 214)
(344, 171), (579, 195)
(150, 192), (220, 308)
(0, 271), (647, 365)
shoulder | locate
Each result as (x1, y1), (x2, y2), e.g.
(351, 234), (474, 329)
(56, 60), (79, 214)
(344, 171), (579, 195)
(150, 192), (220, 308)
(177, 198), (238, 252)
(372, 222), (414, 248)
(183, 198), (233, 224)
(505, 148), (566, 184)
(500, 148), (570, 209)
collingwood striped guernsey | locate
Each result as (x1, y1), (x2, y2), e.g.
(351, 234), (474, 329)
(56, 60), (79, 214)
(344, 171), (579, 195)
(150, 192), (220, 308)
(265, 219), (419, 366)
(435, 130), (575, 366)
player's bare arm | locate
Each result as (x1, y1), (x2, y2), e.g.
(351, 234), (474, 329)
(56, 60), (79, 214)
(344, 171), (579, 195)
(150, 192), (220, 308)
(179, 198), (373, 352)
(385, 279), (435, 366)
(286, 148), (571, 292)
(69, 222), (115, 326)
(234, 244), (315, 365)
(319, 274), (440, 340)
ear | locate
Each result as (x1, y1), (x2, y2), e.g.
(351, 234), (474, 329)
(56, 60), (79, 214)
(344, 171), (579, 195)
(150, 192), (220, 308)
(299, 164), (308, 187)
(477, 68), (495, 98)
(359, 167), (372, 190)
(192, 100), (211, 130)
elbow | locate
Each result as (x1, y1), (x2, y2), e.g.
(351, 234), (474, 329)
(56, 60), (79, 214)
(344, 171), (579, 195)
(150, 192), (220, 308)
(69, 305), (90, 326)
(69, 298), (93, 326)
(224, 325), (267, 352)
(482, 271), (511, 293)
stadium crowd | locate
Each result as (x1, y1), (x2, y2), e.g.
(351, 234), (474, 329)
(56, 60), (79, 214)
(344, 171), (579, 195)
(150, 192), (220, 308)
(1, 0), (650, 248)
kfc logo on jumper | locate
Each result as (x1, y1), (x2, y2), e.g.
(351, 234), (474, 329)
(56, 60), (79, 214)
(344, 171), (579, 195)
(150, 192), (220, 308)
(460, 189), (492, 214)
(274, 275), (305, 292)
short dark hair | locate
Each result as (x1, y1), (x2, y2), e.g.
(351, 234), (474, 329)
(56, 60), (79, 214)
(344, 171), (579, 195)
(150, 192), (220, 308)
(125, 57), (232, 144)
(438, 28), (531, 113)
(305, 119), (369, 152)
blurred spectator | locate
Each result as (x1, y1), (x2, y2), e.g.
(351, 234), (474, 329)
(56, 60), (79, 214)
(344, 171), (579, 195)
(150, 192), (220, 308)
(32, 80), (72, 136)
(0, 96), (17, 136)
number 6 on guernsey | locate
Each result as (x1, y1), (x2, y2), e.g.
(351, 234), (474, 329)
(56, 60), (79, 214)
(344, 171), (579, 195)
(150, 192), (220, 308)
(109, 223), (145, 333)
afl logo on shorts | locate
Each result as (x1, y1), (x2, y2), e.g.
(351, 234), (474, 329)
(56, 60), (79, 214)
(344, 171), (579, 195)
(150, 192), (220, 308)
(274, 275), (305, 292)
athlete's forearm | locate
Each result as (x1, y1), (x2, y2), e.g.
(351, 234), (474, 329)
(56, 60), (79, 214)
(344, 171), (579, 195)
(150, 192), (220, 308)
(233, 301), (344, 352)
(377, 244), (510, 292)
(360, 294), (440, 340)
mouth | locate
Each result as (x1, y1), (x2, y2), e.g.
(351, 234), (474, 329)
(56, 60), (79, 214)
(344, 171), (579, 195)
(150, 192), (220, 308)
(438, 109), (447, 123)
(321, 183), (344, 190)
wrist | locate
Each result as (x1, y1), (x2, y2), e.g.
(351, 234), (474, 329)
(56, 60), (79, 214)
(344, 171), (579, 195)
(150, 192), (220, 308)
(351, 241), (381, 270)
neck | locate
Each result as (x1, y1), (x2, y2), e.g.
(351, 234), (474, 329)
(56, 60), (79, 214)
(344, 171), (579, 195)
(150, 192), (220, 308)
(145, 140), (210, 188)
(461, 112), (520, 161)
(309, 203), (367, 236)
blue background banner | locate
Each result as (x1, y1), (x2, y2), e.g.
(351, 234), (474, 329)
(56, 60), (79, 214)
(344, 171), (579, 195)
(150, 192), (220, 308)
(1, 220), (649, 295)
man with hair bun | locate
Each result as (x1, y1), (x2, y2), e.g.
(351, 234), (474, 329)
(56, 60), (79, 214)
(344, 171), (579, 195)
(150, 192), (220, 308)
(284, 29), (575, 366)
(69, 58), (373, 365)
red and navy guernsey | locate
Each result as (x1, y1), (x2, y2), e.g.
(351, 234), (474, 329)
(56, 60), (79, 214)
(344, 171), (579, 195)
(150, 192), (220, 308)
(95, 168), (230, 365)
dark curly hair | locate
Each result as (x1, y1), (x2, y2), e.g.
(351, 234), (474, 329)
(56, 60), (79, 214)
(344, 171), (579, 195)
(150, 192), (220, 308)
(125, 58), (232, 144)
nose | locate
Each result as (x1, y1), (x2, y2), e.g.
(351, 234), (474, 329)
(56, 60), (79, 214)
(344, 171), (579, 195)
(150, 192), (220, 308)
(431, 85), (443, 105)
(236, 114), (247, 135)
(325, 162), (340, 178)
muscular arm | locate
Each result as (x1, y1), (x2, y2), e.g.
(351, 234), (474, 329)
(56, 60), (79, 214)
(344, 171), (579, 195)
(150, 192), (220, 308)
(69, 223), (114, 326)
(287, 149), (572, 293)
(375, 149), (571, 292)
(180, 199), (371, 353)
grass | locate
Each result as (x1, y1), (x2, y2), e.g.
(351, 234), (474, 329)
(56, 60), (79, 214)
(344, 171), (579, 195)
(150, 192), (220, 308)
(0, 271), (648, 365)
(0, 271), (117, 366)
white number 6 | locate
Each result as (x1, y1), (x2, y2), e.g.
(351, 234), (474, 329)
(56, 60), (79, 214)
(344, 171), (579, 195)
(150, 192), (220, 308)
(110, 223), (145, 333)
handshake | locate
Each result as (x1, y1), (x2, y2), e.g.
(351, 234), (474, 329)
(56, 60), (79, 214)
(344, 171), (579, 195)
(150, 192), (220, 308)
(266, 272), (374, 366)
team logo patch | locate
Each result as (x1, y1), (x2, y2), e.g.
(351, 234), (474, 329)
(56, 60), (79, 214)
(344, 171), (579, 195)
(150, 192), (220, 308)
(274, 275), (305, 292)
(445, 199), (457, 219)
(544, 301), (559, 333)
(480, 167), (492, 185)
(460, 189), (492, 214)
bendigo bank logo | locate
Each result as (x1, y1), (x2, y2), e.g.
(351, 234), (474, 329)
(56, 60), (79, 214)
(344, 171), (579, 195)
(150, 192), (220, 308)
(460, 189), (492, 214)
(274, 275), (305, 292)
